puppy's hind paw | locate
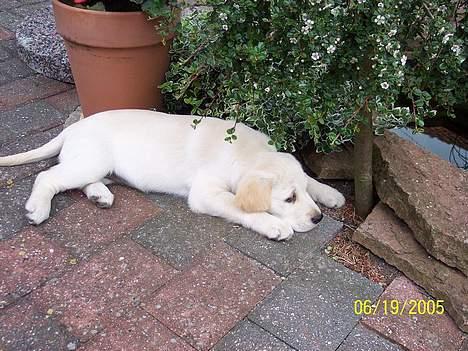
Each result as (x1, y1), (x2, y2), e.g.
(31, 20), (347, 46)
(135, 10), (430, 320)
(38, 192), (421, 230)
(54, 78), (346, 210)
(318, 189), (346, 209)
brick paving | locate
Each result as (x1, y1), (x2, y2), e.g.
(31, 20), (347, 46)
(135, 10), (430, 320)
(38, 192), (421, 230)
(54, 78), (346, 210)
(1, 3), (467, 351)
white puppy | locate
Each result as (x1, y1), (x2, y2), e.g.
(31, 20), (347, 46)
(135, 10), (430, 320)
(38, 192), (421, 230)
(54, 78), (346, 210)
(0, 110), (345, 240)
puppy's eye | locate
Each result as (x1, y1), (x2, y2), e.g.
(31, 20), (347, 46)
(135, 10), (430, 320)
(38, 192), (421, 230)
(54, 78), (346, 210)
(285, 192), (296, 203)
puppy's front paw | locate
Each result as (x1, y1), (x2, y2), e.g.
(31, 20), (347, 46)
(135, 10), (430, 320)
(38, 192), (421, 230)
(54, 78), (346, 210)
(25, 200), (50, 225)
(251, 214), (294, 241)
(318, 188), (346, 208)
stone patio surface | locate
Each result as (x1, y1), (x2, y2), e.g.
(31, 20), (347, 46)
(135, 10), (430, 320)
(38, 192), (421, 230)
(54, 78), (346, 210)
(0, 2), (467, 350)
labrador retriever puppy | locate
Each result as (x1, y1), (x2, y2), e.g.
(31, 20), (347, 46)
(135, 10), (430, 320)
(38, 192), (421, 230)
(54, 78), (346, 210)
(0, 110), (345, 240)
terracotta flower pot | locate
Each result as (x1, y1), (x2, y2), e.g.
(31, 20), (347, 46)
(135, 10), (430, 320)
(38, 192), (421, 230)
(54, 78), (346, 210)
(52, 0), (174, 117)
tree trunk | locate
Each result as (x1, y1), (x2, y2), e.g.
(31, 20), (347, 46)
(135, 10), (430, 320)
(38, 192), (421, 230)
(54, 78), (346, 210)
(354, 107), (374, 218)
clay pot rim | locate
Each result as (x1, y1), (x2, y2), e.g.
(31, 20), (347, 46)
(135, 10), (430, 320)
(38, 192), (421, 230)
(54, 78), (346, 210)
(52, 0), (147, 17)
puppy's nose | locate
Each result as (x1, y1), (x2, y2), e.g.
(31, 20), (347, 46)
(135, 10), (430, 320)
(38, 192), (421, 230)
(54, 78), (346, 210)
(311, 213), (323, 224)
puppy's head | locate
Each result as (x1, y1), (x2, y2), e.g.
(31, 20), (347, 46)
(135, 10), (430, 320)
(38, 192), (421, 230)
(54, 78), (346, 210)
(234, 152), (322, 232)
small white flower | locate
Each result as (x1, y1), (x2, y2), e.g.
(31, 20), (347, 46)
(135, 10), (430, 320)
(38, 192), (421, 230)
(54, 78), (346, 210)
(451, 45), (462, 56)
(357, 0), (366, 3)
(253, 83), (258, 89)
(311, 52), (321, 60)
(401, 55), (407, 66)
(290, 37), (298, 44)
(222, 24), (228, 31)
(219, 12), (228, 21)
(331, 7), (340, 17)
(265, 87), (271, 93)
(374, 15), (386, 25)
(327, 45), (336, 54)
(301, 26), (310, 35)
(381, 82), (389, 89)
(442, 33), (453, 44)
(378, 2), (384, 8)
(233, 4), (240, 10)
(388, 29), (397, 37)
(350, 57), (358, 64)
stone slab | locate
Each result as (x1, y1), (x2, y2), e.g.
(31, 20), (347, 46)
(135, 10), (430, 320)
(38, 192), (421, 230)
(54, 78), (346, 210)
(337, 324), (402, 351)
(41, 186), (160, 259)
(373, 131), (468, 275)
(212, 320), (295, 351)
(0, 124), (15, 145)
(46, 89), (79, 115)
(0, 176), (74, 240)
(0, 11), (22, 32)
(0, 57), (34, 84)
(0, 126), (62, 186)
(81, 307), (194, 351)
(0, 44), (9, 61)
(362, 276), (465, 351)
(249, 255), (383, 351)
(0, 99), (64, 134)
(353, 202), (468, 332)
(16, 6), (73, 83)
(31, 239), (177, 340)
(0, 228), (68, 306)
(0, 300), (80, 351)
(226, 214), (342, 276)
(143, 243), (281, 350)
(134, 193), (246, 269)
(0, 74), (72, 112)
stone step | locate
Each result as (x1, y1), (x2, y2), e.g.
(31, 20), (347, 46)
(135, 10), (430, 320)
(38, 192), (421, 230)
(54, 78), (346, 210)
(16, 6), (73, 83)
(373, 131), (468, 276)
(353, 202), (468, 332)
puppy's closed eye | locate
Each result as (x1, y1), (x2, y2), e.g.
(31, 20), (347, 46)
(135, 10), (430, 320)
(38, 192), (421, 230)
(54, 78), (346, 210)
(285, 192), (296, 203)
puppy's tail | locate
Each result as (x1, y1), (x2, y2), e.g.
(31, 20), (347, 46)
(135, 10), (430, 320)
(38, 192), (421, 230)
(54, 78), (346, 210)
(0, 132), (65, 166)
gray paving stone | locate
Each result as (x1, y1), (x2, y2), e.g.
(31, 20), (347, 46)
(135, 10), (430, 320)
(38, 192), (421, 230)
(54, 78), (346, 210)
(0, 45), (9, 61)
(337, 324), (402, 351)
(0, 176), (74, 240)
(0, 10), (22, 32)
(212, 320), (295, 351)
(249, 255), (384, 351)
(11, 2), (50, 19)
(226, 215), (342, 276)
(133, 193), (246, 269)
(0, 126), (62, 186)
(1, 100), (64, 134)
(0, 125), (16, 145)
(0, 57), (34, 83)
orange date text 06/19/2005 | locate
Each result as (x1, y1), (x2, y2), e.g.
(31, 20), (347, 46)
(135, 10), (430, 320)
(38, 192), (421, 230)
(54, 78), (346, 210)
(353, 299), (445, 316)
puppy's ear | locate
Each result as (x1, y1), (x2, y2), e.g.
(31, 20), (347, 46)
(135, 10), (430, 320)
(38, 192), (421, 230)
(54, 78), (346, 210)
(234, 174), (272, 213)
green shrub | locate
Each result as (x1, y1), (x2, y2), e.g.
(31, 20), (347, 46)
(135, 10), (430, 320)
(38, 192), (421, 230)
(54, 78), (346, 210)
(162, 1), (466, 152)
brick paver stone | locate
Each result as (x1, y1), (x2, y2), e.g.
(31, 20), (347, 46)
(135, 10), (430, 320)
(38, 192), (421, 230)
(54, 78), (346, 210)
(0, 300), (80, 351)
(0, 75), (71, 111)
(30, 239), (177, 340)
(82, 307), (194, 351)
(41, 186), (159, 259)
(0, 228), (68, 306)
(0, 58), (34, 83)
(226, 214), (342, 276)
(0, 176), (74, 240)
(362, 276), (465, 351)
(0, 26), (14, 40)
(0, 127), (62, 186)
(249, 254), (383, 351)
(143, 243), (281, 350)
(46, 89), (80, 115)
(1, 100), (64, 134)
(212, 320), (295, 351)
(336, 324), (402, 351)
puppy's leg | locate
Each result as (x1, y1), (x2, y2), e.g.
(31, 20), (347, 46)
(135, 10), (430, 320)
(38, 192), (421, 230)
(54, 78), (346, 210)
(188, 175), (293, 240)
(82, 181), (114, 208)
(26, 162), (110, 225)
(306, 175), (345, 208)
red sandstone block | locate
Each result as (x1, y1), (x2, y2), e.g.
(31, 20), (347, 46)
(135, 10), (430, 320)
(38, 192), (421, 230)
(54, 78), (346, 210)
(362, 276), (464, 351)
(0, 228), (68, 305)
(82, 307), (194, 351)
(0, 27), (14, 40)
(41, 186), (160, 259)
(143, 243), (281, 350)
(0, 75), (72, 111)
(30, 239), (177, 340)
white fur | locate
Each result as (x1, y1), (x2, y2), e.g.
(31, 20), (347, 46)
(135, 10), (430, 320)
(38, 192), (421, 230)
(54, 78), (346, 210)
(0, 110), (345, 240)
